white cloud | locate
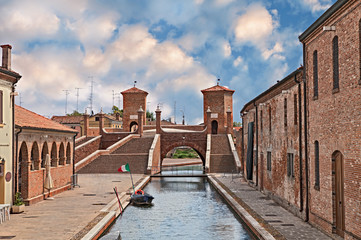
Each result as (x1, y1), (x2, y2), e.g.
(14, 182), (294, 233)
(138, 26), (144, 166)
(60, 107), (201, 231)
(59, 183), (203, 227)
(302, 0), (332, 13)
(66, 13), (118, 47)
(262, 42), (284, 60)
(0, 3), (59, 41)
(234, 4), (275, 47)
(223, 41), (232, 57)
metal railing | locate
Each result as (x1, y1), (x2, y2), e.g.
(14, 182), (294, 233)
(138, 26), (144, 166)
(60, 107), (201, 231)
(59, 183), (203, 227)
(150, 165), (206, 177)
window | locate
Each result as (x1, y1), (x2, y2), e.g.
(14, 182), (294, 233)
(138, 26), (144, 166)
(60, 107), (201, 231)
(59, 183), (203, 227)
(284, 98), (287, 127)
(260, 110), (263, 133)
(313, 50), (318, 98)
(287, 153), (294, 178)
(267, 151), (272, 171)
(315, 141), (320, 189)
(359, 19), (361, 84)
(268, 107), (272, 132)
(294, 94), (297, 125)
(95, 117), (99, 121)
(333, 36), (339, 90)
(0, 91), (3, 123)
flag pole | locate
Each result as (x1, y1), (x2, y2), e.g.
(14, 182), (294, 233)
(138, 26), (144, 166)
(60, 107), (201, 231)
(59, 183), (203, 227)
(128, 165), (135, 193)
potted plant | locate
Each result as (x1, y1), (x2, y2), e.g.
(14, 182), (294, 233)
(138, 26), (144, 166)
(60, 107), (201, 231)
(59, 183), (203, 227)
(12, 192), (25, 213)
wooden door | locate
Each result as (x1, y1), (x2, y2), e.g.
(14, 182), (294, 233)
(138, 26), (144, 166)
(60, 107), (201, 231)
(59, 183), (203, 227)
(211, 120), (218, 134)
(334, 152), (345, 237)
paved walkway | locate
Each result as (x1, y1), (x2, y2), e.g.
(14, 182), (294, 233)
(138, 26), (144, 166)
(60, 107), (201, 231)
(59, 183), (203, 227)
(213, 174), (331, 240)
(0, 174), (144, 240)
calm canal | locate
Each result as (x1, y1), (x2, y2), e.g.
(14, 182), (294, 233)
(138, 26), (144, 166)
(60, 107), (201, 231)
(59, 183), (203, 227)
(101, 169), (252, 240)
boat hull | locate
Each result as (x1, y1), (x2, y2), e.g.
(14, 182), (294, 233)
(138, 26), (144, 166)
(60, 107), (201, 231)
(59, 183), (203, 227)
(130, 193), (154, 205)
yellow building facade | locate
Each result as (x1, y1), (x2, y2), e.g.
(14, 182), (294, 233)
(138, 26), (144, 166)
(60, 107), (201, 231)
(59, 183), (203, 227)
(0, 45), (21, 204)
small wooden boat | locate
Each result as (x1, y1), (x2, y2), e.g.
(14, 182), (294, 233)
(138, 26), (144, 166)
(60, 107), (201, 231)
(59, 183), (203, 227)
(130, 189), (154, 205)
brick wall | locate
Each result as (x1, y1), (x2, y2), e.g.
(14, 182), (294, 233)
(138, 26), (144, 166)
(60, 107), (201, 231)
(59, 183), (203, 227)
(241, 70), (307, 219)
(100, 132), (131, 149)
(74, 136), (101, 164)
(122, 90), (147, 132)
(302, 1), (361, 238)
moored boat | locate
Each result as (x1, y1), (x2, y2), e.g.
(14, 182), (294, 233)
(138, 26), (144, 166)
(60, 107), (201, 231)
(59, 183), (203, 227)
(130, 189), (154, 205)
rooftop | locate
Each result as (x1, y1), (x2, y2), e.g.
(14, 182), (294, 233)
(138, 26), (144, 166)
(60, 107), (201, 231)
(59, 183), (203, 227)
(121, 87), (148, 94)
(201, 84), (235, 93)
(15, 105), (78, 133)
(51, 115), (83, 124)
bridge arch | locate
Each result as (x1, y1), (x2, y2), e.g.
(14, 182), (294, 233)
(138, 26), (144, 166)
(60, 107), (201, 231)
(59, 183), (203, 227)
(161, 141), (206, 166)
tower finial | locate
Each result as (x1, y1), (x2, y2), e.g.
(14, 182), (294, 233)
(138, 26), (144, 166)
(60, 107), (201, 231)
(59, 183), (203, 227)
(217, 78), (220, 86)
(134, 81), (137, 87)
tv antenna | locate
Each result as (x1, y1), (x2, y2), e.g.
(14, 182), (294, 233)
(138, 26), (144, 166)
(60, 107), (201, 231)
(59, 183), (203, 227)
(88, 76), (94, 113)
(75, 87), (82, 112)
(63, 90), (70, 114)
(19, 93), (23, 107)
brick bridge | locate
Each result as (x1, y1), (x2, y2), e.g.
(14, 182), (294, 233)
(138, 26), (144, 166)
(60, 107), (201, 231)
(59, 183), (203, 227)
(75, 84), (242, 174)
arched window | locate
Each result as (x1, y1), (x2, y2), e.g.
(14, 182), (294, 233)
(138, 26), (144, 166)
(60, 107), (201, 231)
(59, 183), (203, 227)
(268, 107), (272, 132)
(315, 141), (320, 189)
(284, 98), (287, 128)
(59, 143), (65, 165)
(31, 142), (40, 170)
(313, 50), (318, 98)
(51, 142), (57, 167)
(66, 143), (71, 164)
(333, 36), (339, 90)
(41, 142), (48, 168)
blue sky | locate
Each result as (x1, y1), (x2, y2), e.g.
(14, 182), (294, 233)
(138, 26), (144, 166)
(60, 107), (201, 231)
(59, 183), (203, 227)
(0, 0), (336, 124)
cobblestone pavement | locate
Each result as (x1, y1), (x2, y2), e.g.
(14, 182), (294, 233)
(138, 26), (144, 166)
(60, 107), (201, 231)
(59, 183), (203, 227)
(0, 174), (144, 240)
(214, 174), (332, 240)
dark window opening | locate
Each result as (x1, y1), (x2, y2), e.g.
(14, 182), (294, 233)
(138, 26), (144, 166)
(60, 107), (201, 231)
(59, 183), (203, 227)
(315, 141), (320, 190)
(95, 117), (99, 121)
(313, 50), (318, 98)
(267, 151), (271, 171)
(287, 153), (294, 178)
(359, 19), (361, 84)
(268, 107), (272, 132)
(284, 98), (287, 128)
(294, 94), (297, 125)
(260, 110), (263, 134)
(333, 36), (339, 90)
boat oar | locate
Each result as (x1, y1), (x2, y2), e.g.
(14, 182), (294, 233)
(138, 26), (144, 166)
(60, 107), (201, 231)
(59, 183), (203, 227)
(113, 187), (124, 215)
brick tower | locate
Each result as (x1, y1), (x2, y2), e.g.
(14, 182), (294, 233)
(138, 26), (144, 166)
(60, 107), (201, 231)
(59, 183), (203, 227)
(201, 83), (234, 134)
(121, 87), (148, 132)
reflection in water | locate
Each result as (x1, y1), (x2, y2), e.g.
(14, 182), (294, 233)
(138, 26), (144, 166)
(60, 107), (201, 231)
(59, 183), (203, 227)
(102, 173), (251, 240)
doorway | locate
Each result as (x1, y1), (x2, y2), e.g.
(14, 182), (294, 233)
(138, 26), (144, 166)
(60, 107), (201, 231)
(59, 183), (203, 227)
(332, 151), (345, 237)
(211, 120), (218, 134)
(130, 121), (138, 132)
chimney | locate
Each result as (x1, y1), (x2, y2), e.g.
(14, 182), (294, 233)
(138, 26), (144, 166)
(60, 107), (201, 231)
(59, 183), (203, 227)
(1, 44), (12, 70)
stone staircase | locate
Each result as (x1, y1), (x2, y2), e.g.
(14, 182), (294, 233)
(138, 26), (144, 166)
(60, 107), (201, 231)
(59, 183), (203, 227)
(210, 134), (236, 173)
(78, 136), (154, 174)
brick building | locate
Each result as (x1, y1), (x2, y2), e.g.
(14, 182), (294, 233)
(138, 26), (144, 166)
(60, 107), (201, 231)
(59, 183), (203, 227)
(299, 0), (361, 238)
(201, 84), (234, 134)
(241, 68), (306, 219)
(121, 87), (147, 132)
(15, 105), (77, 205)
(240, 1), (361, 239)
(0, 45), (21, 205)
(51, 115), (83, 134)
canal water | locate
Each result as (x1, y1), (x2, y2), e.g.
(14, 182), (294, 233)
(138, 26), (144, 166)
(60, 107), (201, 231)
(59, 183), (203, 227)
(101, 168), (252, 240)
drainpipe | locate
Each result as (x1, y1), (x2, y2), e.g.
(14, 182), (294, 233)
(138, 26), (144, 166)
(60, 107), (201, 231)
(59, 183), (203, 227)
(254, 101), (259, 187)
(72, 133), (77, 176)
(303, 42), (309, 222)
(241, 111), (245, 173)
(14, 127), (22, 196)
(294, 74), (303, 213)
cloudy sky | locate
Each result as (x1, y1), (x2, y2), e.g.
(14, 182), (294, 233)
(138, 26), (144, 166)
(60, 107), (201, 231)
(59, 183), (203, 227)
(0, 0), (335, 124)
